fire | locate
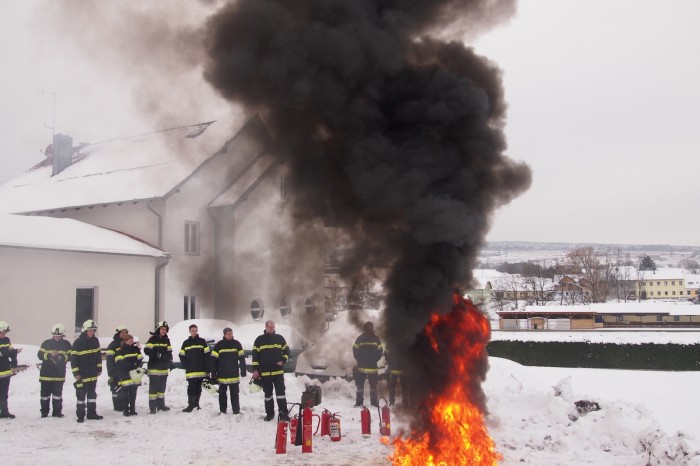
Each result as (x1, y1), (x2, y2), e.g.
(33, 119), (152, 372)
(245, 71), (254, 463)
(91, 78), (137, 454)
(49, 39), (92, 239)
(390, 293), (501, 465)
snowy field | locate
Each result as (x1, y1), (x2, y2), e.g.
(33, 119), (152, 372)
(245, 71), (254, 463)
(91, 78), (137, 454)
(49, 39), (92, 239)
(3, 346), (700, 465)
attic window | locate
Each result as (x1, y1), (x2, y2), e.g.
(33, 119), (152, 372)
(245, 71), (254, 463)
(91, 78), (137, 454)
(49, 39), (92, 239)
(280, 298), (291, 318)
(184, 221), (199, 255)
(304, 298), (315, 314)
(251, 299), (264, 321)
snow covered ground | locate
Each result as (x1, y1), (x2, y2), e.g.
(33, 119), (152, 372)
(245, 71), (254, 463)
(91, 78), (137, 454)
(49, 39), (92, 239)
(3, 345), (700, 465)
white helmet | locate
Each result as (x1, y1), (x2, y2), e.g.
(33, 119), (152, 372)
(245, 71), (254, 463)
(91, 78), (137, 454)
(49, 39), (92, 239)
(81, 319), (98, 332)
(51, 323), (66, 336)
(115, 324), (128, 333)
(0, 321), (9, 332)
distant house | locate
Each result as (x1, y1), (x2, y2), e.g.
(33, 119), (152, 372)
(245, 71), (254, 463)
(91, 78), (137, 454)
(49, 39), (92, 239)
(0, 117), (327, 344)
(497, 301), (700, 330)
(636, 268), (693, 300)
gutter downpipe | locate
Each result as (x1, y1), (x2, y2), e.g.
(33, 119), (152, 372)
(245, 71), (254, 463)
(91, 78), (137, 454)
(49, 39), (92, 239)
(208, 207), (219, 316)
(148, 199), (168, 326)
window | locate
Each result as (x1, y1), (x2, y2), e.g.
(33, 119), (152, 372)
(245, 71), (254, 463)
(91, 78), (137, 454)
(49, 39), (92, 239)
(656, 315), (663, 322)
(279, 298), (291, 318)
(679, 281), (683, 286)
(688, 291), (692, 296)
(184, 295), (196, 319)
(672, 291), (676, 295)
(75, 288), (97, 333)
(664, 281), (668, 286)
(617, 315), (623, 322)
(304, 298), (315, 314)
(674, 316), (680, 322)
(280, 175), (288, 200)
(672, 281), (675, 286)
(250, 299), (264, 321)
(650, 292), (653, 296)
(184, 221), (200, 255)
(665, 291), (668, 296)
(648, 282), (652, 286)
(657, 282), (660, 286)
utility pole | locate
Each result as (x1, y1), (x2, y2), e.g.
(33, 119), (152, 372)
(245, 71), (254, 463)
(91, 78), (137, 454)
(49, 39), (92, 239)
(37, 88), (56, 147)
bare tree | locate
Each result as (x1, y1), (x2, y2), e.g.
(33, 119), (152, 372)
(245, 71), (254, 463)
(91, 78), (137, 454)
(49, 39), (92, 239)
(566, 247), (608, 303)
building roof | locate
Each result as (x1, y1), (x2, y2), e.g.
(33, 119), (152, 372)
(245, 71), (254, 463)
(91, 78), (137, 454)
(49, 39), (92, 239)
(0, 213), (166, 257)
(519, 301), (700, 316)
(0, 117), (249, 214)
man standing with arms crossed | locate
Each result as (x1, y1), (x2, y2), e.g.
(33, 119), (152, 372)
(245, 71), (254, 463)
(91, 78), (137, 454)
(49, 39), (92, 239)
(252, 320), (290, 421)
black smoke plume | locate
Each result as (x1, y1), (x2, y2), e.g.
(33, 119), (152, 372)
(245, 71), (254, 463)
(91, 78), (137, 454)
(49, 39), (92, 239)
(203, 0), (531, 428)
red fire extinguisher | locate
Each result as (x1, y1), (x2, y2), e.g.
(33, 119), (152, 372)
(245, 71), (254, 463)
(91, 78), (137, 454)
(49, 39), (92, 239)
(329, 412), (341, 442)
(360, 405), (371, 436)
(320, 409), (331, 437)
(289, 414), (299, 445)
(275, 416), (288, 454)
(378, 397), (391, 436)
(302, 404), (314, 453)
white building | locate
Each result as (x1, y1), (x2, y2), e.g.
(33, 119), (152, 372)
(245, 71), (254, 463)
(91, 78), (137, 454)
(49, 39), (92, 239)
(0, 117), (327, 344)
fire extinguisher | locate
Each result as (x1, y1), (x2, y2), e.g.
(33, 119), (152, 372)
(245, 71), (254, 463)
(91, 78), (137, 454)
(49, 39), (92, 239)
(360, 405), (371, 436)
(378, 397), (391, 436)
(329, 412), (341, 441)
(320, 409), (331, 437)
(275, 415), (288, 454)
(289, 414), (299, 445)
(301, 403), (314, 453)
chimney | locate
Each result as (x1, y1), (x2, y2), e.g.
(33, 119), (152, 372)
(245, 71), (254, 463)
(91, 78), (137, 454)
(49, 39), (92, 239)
(52, 133), (73, 176)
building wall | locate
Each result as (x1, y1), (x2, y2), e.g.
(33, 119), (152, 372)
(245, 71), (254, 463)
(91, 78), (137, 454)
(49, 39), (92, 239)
(0, 246), (157, 346)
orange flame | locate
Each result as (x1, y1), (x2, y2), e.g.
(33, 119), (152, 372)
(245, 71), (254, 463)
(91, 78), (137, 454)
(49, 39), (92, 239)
(390, 293), (501, 465)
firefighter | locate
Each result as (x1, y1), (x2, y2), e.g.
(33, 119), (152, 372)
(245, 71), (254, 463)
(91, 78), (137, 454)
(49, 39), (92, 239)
(353, 321), (383, 407)
(105, 324), (129, 411)
(37, 323), (72, 418)
(115, 334), (143, 416)
(252, 320), (290, 421)
(179, 324), (210, 412)
(71, 319), (103, 423)
(144, 321), (172, 414)
(210, 327), (247, 414)
(0, 320), (20, 419)
(384, 344), (409, 407)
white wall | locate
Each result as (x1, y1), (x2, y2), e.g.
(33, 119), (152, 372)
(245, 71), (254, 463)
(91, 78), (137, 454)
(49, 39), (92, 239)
(0, 246), (158, 346)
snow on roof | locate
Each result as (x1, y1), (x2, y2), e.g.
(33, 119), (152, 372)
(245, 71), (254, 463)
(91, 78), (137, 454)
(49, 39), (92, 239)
(521, 301), (700, 316)
(470, 268), (504, 289)
(638, 267), (686, 280)
(685, 274), (700, 289)
(0, 213), (166, 257)
(0, 117), (246, 214)
(491, 329), (700, 345)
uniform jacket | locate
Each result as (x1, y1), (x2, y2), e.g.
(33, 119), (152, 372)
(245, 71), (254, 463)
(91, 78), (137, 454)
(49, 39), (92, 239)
(383, 345), (405, 375)
(252, 331), (289, 377)
(144, 333), (172, 377)
(210, 338), (246, 384)
(0, 336), (18, 379)
(115, 344), (143, 387)
(70, 332), (103, 383)
(353, 332), (383, 374)
(37, 337), (72, 382)
(179, 335), (210, 379)
(105, 333), (123, 378)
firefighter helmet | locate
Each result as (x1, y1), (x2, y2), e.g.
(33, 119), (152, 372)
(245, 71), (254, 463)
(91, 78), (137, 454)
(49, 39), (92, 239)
(0, 321), (9, 332)
(81, 319), (98, 332)
(51, 323), (66, 336)
(202, 378), (219, 396)
(155, 320), (169, 331)
(115, 324), (128, 333)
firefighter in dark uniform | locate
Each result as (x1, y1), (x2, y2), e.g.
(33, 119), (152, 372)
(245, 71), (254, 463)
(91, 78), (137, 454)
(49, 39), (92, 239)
(71, 319), (103, 423)
(210, 327), (247, 414)
(0, 320), (20, 419)
(144, 320), (172, 414)
(115, 334), (143, 416)
(252, 320), (290, 421)
(353, 321), (383, 407)
(179, 324), (210, 412)
(105, 324), (129, 411)
(37, 323), (72, 418)
(384, 344), (409, 407)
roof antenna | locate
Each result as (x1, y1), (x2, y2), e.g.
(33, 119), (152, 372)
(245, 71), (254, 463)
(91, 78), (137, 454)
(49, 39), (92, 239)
(37, 88), (56, 156)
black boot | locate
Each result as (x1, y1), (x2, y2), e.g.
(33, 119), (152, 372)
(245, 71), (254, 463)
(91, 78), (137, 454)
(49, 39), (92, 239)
(52, 397), (64, 418)
(0, 402), (15, 419)
(157, 398), (170, 412)
(40, 397), (50, 418)
(219, 390), (227, 414)
(76, 401), (86, 423)
(194, 393), (201, 410)
(130, 391), (137, 415)
(149, 399), (157, 414)
(86, 402), (103, 420)
(182, 395), (195, 413)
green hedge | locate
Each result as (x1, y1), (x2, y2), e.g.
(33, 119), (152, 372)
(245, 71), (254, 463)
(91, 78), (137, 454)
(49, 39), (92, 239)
(487, 340), (700, 371)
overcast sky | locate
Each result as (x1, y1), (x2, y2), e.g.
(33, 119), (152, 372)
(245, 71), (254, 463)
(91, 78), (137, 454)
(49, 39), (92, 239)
(2, 1), (699, 247)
